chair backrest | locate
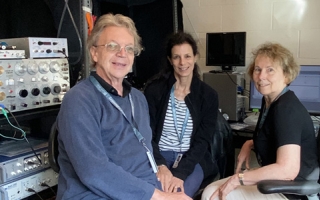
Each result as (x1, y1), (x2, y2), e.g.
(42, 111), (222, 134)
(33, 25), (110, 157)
(48, 121), (60, 173)
(213, 111), (234, 178)
(195, 111), (235, 196)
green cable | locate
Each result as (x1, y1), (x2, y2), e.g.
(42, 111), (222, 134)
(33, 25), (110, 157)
(0, 107), (8, 117)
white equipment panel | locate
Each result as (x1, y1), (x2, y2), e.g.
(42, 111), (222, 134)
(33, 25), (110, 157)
(0, 168), (58, 200)
(0, 58), (70, 112)
(0, 37), (68, 58)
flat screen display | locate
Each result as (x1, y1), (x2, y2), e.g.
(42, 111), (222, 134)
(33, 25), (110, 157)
(206, 32), (246, 68)
(249, 65), (320, 115)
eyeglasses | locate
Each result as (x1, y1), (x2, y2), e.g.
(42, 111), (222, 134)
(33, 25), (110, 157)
(94, 42), (141, 56)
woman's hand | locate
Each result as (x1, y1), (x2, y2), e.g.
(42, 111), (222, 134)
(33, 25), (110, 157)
(209, 174), (240, 200)
(235, 140), (254, 173)
(168, 176), (184, 193)
(157, 165), (173, 192)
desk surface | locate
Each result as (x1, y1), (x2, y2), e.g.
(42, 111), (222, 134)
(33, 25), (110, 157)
(229, 122), (256, 132)
(230, 122), (255, 148)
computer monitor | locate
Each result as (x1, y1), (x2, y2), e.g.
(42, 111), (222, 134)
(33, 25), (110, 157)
(249, 65), (320, 115)
(206, 32), (246, 71)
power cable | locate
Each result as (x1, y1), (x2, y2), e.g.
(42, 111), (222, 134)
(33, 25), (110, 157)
(0, 105), (42, 165)
(57, 0), (83, 66)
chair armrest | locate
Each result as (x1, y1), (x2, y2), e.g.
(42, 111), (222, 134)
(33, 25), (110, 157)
(257, 180), (320, 196)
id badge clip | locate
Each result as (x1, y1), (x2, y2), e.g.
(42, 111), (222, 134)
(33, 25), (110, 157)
(172, 153), (183, 168)
(146, 151), (158, 173)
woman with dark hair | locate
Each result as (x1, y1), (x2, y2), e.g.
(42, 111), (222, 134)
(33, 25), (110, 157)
(144, 32), (219, 198)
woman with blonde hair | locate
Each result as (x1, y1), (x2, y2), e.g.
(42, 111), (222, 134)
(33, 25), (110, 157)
(202, 42), (319, 200)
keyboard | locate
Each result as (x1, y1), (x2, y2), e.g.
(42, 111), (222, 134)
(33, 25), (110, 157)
(311, 115), (320, 122)
(230, 122), (256, 132)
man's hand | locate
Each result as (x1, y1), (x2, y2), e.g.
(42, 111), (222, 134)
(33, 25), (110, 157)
(151, 189), (192, 200)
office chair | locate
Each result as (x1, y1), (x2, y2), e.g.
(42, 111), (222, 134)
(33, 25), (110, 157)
(193, 111), (235, 200)
(48, 121), (60, 173)
(257, 134), (320, 200)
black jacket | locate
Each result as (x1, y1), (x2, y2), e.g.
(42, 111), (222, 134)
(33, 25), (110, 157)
(144, 73), (219, 180)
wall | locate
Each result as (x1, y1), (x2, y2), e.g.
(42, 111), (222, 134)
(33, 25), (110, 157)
(181, 0), (320, 72)
(181, 0), (320, 109)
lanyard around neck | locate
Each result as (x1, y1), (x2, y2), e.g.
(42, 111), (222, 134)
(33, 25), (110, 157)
(170, 86), (190, 144)
(90, 76), (143, 143)
(258, 86), (289, 130)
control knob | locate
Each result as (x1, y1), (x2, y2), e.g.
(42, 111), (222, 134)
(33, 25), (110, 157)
(42, 87), (51, 95)
(53, 85), (61, 94)
(15, 63), (27, 75)
(27, 63), (39, 75)
(19, 89), (28, 98)
(50, 61), (60, 73)
(0, 92), (5, 101)
(39, 62), (49, 74)
(31, 88), (40, 96)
